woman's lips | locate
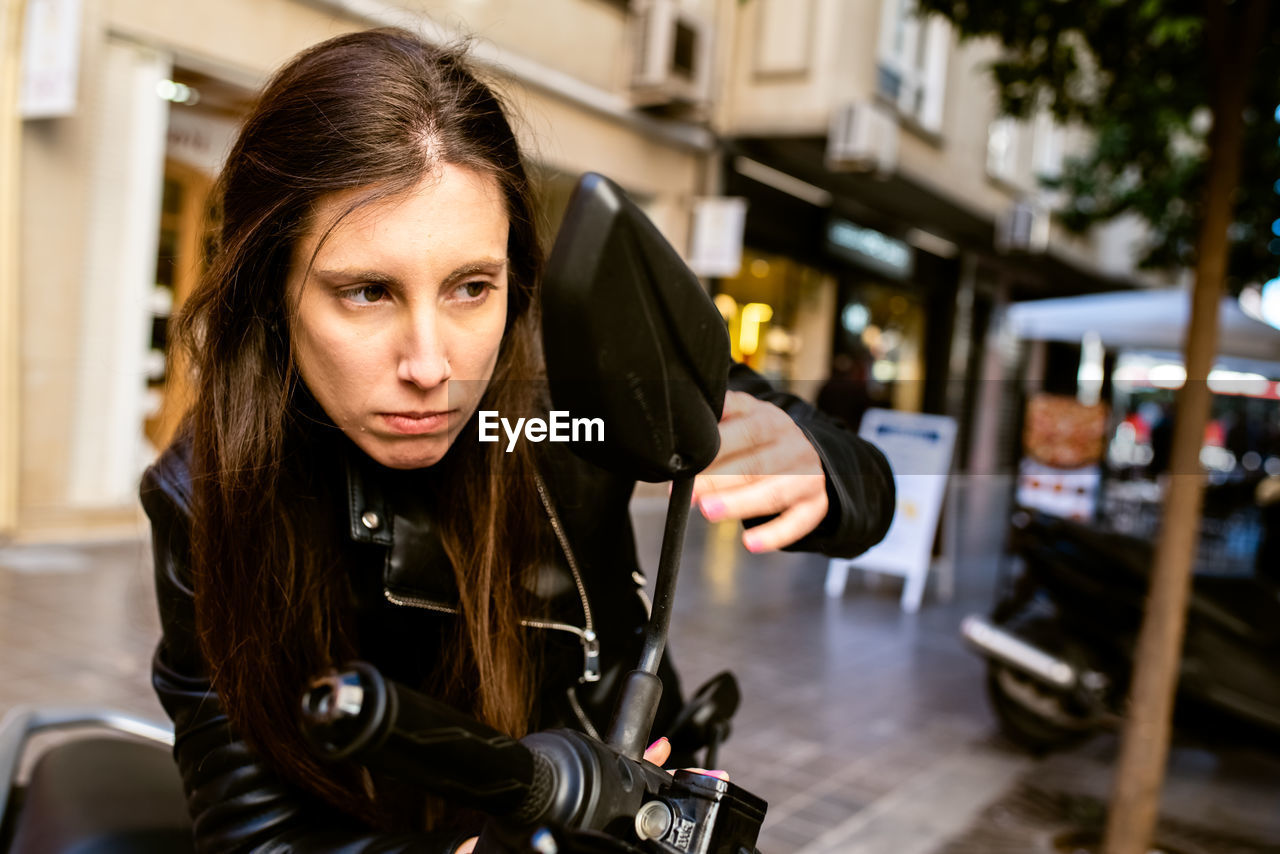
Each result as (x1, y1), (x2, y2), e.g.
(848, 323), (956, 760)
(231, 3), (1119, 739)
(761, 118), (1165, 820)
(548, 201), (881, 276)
(379, 410), (455, 435)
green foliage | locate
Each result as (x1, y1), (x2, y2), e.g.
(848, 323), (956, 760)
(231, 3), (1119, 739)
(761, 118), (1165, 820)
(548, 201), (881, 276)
(917, 0), (1280, 290)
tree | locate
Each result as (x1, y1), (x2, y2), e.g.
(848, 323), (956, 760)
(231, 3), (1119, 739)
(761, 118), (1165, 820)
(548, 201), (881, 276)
(914, 2), (1272, 853)
(919, 0), (1280, 290)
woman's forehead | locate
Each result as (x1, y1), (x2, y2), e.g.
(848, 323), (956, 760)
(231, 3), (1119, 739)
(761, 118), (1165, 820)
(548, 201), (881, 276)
(308, 167), (506, 243)
(293, 166), (510, 277)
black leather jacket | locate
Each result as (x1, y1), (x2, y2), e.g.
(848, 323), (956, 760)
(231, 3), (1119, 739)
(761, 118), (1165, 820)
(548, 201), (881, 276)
(142, 365), (894, 852)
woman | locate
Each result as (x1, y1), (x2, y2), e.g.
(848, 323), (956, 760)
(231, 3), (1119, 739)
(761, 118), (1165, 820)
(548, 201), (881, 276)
(142, 28), (894, 853)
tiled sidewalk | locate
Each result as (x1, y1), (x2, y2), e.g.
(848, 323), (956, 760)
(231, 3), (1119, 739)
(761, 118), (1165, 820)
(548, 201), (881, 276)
(2, 481), (1278, 852)
(635, 504), (1030, 852)
(0, 537), (163, 723)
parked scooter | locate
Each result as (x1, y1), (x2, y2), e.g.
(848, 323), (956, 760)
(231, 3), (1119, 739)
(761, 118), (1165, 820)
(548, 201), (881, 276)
(962, 493), (1280, 753)
(0, 173), (763, 853)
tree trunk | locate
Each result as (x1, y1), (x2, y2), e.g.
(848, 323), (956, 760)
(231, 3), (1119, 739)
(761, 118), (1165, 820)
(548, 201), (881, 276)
(1102, 2), (1267, 852)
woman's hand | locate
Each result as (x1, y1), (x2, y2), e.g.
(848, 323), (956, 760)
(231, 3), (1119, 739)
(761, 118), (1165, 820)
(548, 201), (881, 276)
(691, 391), (828, 553)
(451, 738), (727, 853)
(643, 737), (729, 781)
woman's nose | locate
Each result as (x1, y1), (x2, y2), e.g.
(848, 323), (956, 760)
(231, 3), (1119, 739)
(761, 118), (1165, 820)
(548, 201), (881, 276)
(396, 312), (452, 389)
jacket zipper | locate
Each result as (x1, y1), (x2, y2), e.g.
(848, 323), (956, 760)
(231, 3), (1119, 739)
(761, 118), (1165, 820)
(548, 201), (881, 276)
(383, 588), (598, 662)
(566, 685), (601, 739)
(533, 471), (599, 683)
(381, 470), (600, 683)
(383, 590), (604, 735)
(382, 590), (458, 614)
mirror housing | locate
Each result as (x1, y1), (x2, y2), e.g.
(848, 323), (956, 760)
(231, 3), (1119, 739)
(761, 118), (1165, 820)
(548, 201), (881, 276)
(541, 173), (730, 482)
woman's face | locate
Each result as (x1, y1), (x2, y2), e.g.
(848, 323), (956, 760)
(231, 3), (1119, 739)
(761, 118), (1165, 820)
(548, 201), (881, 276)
(288, 164), (510, 469)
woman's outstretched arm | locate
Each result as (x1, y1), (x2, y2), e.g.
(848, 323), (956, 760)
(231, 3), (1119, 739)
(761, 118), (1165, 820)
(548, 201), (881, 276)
(692, 362), (895, 558)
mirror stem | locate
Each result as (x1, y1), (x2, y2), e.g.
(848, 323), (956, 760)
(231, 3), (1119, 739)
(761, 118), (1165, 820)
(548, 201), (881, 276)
(639, 474), (695, 675)
(605, 474), (696, 759)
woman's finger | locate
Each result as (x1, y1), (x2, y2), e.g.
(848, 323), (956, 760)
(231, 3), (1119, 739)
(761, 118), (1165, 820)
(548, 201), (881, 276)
(740, 495), (830, 553)
(694, 455), (768, 499)
(711, 405), (785, 463)
(694, 436), (824, 507)
(697, 401), (821, 496)
(643, 736), (671, 767)
(454, 837), (478, 854)
(718, 390), (757, 421)
(696, 474), (826, 524)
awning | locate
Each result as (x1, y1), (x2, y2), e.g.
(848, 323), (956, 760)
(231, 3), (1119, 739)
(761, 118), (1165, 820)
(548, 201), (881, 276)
(1007, 289), (1280, 365)
(727, 136), (1142, 298)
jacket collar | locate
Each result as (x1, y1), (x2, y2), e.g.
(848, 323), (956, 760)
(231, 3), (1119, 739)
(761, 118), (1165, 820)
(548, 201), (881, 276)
(343, 447), (462, 608)
(337, 432), (586, 620)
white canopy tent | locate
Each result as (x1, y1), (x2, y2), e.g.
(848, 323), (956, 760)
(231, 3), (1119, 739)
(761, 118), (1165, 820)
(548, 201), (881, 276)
(1006, 288), (1280, 368)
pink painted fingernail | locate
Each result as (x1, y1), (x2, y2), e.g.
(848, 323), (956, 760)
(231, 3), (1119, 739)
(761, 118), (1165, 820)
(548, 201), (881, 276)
(743, 534), (761, 552)
(700, 497), (725, 520)
(647, 737), (668, 752)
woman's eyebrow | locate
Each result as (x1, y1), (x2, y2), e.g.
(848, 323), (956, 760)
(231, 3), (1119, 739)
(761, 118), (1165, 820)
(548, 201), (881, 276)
(443, 259), (508, 284)
(313, 268), (399, 286)
(311, 259), (507, 287)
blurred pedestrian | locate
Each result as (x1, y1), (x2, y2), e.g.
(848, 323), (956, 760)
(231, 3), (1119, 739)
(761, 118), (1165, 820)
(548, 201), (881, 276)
(1148, 403), (1174, 478)
(817, 350), (872, 431)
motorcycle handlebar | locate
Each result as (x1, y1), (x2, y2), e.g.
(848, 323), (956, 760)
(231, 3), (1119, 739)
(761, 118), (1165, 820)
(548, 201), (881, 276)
(300, 662), (554, 822)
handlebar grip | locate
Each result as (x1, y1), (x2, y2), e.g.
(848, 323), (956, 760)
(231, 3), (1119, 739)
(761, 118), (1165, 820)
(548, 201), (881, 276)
(301, 662), (552, 820)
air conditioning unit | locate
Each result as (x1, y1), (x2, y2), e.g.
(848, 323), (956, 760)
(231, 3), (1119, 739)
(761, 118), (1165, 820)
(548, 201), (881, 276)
(996, 199), (1050, 254)
(630, 0), (712, 108)
(826, 100), (900, 176)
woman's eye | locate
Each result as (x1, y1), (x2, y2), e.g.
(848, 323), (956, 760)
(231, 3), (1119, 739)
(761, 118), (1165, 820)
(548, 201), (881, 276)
(458, 280), (491, 300)
(343, 284), (388, 305)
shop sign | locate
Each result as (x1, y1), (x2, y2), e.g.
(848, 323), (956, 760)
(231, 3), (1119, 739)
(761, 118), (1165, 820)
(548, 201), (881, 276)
(826, 218), (913, 280)
(688, 196), (748, 278)
(20, 0), (84, 119)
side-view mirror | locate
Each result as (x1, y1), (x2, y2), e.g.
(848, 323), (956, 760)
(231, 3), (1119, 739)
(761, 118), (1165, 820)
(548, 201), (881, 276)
(541, 172), (730, 482)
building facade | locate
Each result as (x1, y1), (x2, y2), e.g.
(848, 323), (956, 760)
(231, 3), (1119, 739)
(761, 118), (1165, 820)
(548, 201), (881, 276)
(710, 0), (1161, 475)
(5, 0), (1157, 540)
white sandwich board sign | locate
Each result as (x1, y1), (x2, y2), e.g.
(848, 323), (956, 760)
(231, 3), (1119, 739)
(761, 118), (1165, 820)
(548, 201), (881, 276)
(825, 408), (957, 613)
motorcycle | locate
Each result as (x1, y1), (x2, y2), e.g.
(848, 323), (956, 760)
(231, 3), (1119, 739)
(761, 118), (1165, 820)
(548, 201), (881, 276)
(0, 706), (191, 853)
(0, 172), (766, 853)
(961, 495), (1280, 753)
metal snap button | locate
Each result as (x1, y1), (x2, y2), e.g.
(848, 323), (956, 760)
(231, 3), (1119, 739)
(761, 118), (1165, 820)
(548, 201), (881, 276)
(360, 511), (381, 531)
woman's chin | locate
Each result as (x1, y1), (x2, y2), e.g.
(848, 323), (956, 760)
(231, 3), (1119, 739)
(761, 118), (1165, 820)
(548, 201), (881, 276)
(356, 435), (453, 470)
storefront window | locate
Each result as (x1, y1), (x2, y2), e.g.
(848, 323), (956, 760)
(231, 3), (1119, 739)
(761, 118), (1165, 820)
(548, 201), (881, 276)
(714, 248), (836, 395)
(144, 160), (213, 450)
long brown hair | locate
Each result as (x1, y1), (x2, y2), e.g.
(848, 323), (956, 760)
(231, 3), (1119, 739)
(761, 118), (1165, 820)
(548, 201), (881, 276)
(172, 29), (547, 826)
